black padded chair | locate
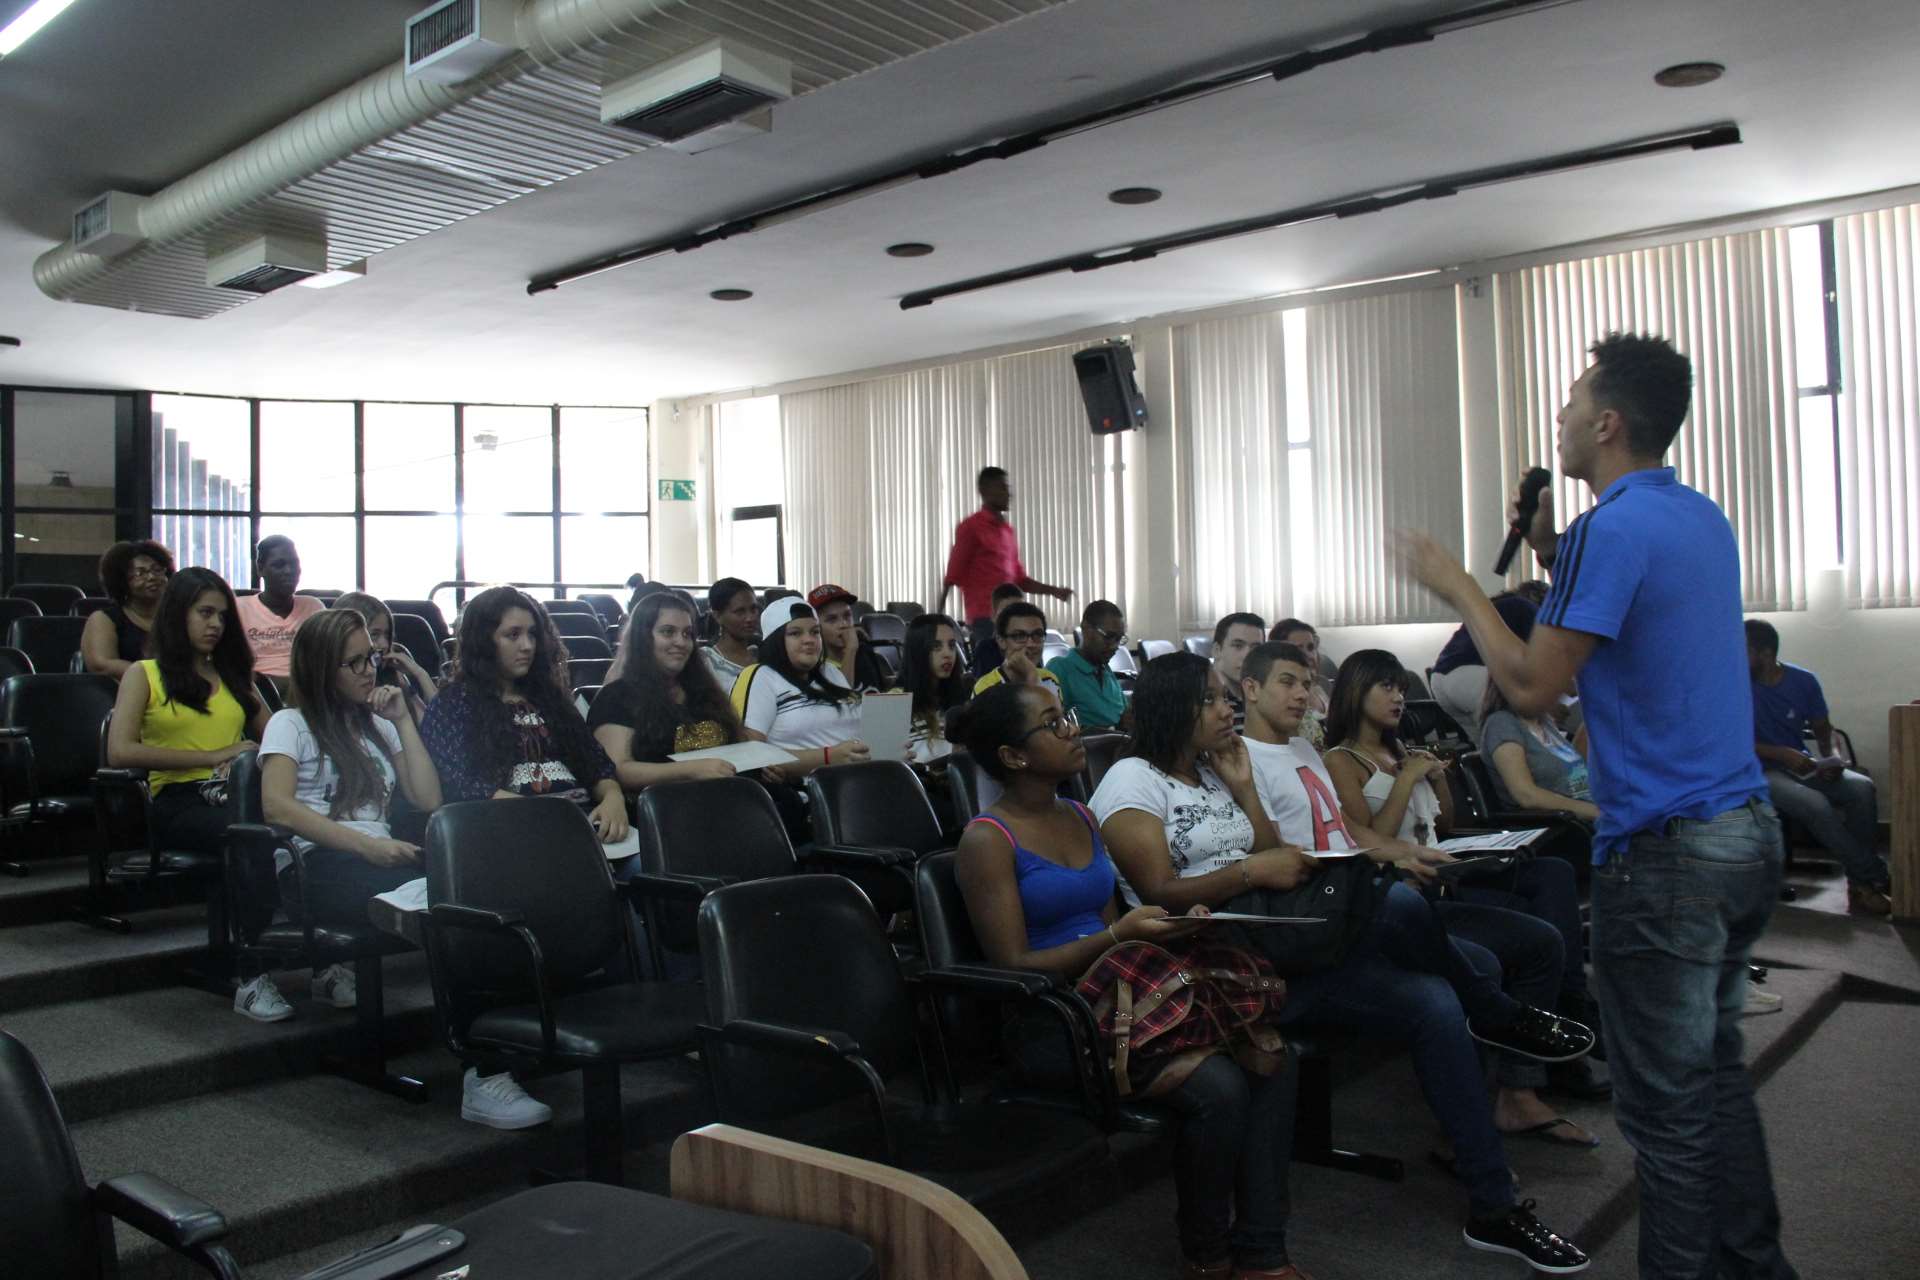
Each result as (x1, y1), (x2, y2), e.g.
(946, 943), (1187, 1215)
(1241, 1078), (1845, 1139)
(883, 601), (924, 622)
(0, 646), (32, 679)
(389, 614), (442, 674)
(9, 582), (83, 615)
(696, 874), (1110, 1210)
(0, 596), (43, 634)
(804, 762), (944, 917)
(862, 612), (906, 647)
(1449, 751), (1591, 872)
(941, 748), (1001, 828)
(1400, 698), (1468, 747)
(549, 611), (608, 640)
(1106, 645), (1140, 685)
(421, 798), (708, 1184)
(574, 684), (602, 710)
(295, 589), (342, 605)
(560, 633), (613, 662)
(580, 592), (625, 628)
(251, 673), (283, 715)
(0, 1028), (246, 1278)
(0, 673), (117, 875)
(568, 657), (613, 690)
(1182, 636), (1214, 658)
(1076, 732), (1129, 802)
(543, 599), (599, 617)
(91, 713), (232, 942)
(72, 595), (115, 619)
(381, 598), (451, 647)
(7, 615), (88, 677)
(1140, 639), (1176, 663)
(223, 750), (425, 1100)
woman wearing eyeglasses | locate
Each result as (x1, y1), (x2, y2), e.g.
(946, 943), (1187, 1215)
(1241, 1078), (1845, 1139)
(239, 609), (441, 1023)
(82, 539), (175, 678)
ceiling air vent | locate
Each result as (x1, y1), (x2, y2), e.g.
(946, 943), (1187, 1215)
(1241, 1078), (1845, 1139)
(72, 191), (146, 257)
(405, 0), (518, 85)
(602, 39), (791, 145)
(206, 233), (327, 294)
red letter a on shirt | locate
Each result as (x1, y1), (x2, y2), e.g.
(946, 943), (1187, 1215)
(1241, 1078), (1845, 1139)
(1297, 766), (1353, 851)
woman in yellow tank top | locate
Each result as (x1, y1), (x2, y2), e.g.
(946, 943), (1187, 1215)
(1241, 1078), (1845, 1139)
(106, 568), (270, 856)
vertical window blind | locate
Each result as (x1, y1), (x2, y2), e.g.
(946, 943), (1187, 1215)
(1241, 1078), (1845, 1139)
(1493, 228), (1806, 610)
(1834, 203), (1919, 609)
(779, 343), (1119, 613)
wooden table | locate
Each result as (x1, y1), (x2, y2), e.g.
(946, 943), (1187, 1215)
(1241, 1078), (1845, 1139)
(1892, 704), (1920, 921)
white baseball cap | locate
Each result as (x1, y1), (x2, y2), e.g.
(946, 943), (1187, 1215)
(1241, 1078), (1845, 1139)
(758, 595), (817, 640)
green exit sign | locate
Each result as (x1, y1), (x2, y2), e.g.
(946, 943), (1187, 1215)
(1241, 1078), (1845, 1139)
(657, 479), (696, 502)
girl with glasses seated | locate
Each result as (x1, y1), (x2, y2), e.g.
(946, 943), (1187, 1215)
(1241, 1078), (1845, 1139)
(83, 539), (174, 678)
(333, 592), (439, 725)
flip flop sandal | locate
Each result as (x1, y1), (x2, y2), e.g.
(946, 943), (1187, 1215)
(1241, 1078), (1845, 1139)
(1503, 1116), (1601, 1149)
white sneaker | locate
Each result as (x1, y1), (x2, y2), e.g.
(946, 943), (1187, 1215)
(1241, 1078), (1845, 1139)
(461, 1069), (552, 1130)
(311, 963), (356, 1008)
(1743, 982), (1784, 1016)
(234, 974), (294, 1023)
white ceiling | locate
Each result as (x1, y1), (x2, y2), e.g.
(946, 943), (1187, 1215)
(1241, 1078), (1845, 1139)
(3, 0), (1918, 406)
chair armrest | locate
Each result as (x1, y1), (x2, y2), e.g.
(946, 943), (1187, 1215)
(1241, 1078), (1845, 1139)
(94, 1172), (228, 1250)
(804, 842), (918, 871)
(423, 904), (553, 1059)
(0, 730), (33, 812)
(428, 903), (528, 932)
(620, 870), (734, 903)
(912, 964), (1059, 1000)
(708, 1017), (862, 1061)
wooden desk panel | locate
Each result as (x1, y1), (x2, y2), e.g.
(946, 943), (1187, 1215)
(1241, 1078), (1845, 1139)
(1891, 705), (1919, 920)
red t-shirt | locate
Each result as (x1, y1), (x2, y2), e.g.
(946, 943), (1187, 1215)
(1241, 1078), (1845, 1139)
(943, 506), (1030, 623)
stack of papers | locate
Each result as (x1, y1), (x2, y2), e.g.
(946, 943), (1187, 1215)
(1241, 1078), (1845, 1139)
(1434, 828), (1546, 855)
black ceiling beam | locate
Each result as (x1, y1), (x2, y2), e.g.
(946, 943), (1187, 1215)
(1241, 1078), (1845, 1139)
(897, 123), (1741, 310)
(524, 0), (1583, 296)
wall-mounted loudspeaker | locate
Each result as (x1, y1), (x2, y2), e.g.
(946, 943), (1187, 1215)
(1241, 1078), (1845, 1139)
(1072, 342), (1148, 434)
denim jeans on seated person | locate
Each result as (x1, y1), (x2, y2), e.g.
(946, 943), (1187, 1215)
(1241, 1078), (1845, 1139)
(1278, 881), (1517, 1218)
(1590, 799), (1797, 1280)
(1438, 898), (1566, 1091)
(1764, 766), (1888, 890)
(1454, 854), (1589, 1010)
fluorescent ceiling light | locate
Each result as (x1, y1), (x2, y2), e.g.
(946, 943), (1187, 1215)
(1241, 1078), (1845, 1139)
(295, 261), (368, 289)
(0, 0), (81, 58)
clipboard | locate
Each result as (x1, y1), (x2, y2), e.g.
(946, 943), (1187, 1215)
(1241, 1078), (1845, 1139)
(857, 691), (914, 762)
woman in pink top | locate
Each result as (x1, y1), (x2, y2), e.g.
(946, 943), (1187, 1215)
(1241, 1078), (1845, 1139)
(235, 535), (324, 682)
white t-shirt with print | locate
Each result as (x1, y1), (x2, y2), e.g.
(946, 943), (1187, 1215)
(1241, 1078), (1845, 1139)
(739, 662), (861, 749)
(259, 709), (404, 866)
(1091, 756), (1256, 907)
(1243, 735), (1360, 853)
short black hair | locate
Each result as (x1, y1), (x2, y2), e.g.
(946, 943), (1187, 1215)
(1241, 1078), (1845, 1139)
(1587, 331), (1694, 458)
(1270, 617), (1315, 642)
(951, 682), (1047, 782)
(255, 534), (295, 563)
(977, 466), (1007, 491)
(996, 600), (1046, 636)
(1241, 641), (1311, 690)
(991, 582), (1025, 606)
(709, 577), (753, 613)
(1744, 619), (1780, 656)
(1211, 611), (1266, 646)
(1080, 599), (1122, 628)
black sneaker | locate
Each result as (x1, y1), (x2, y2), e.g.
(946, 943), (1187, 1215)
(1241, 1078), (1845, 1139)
(1463, 1199), (1591, 1273)
(1471, 1004), (1594, 1064)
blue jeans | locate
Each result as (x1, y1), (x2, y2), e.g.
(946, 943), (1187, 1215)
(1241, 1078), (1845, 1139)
(1280, 882), (1516, 1217)
(1764, 767), (1888, 890)
(1591, 799), (1797, 1280)
(1455, 854), (1588, 1008)
(1437, 898), (1565, 1089)
(1164, 1052), (1298, 1269)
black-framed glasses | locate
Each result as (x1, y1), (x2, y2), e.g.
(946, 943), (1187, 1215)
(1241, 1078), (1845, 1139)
(1004, 628), (1047, 644)
(1019, 707), (1079, 742)
(128, 565), (172, 580)
(339, 653), (375, 675)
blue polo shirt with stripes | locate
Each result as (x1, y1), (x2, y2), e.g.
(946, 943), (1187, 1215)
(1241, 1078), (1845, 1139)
(1536, 467), (1766, 863)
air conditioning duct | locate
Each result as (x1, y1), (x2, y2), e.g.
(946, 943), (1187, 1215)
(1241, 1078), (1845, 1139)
(72, 191), (147, 257)
(207, 233), (328, 294)
(601, 38), (790, 145)
(405, 0), (519, 85)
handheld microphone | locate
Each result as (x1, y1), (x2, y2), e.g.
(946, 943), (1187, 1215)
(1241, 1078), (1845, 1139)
(1494, 467), (1553, 576)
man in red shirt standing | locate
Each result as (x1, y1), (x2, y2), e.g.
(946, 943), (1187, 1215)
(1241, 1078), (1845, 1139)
(941, 467), (1072, 644)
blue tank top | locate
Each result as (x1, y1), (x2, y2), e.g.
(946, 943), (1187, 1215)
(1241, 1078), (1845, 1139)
(970, 801), (1117, 950)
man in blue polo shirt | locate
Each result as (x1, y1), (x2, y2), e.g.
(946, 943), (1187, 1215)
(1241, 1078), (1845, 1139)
(1400, 333), (1794, 1280)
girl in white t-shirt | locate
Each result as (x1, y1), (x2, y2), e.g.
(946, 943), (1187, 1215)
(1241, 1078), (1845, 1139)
(243, 610), (441, 1022)
(731, 596), (879, 774)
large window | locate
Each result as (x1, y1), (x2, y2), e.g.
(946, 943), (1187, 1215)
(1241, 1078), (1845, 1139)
(135, 396), (646, 604)
(7, 389), (127, 593)
(716, 396), (784, 585)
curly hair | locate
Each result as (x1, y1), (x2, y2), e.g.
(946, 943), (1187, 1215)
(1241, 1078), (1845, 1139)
(1587, 331), (1694, 458)
(97, 539), (175, 604)
(287, 609), (394, 822)
(447, 586), (603, 787)
(149, 567), (260, 719)
(1323, 649), (1411, 758)
(603, 591), (740, 744)
(1125, 651), (1213, 772)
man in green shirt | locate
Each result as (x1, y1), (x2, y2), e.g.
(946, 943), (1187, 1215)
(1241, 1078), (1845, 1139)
(1046, 600), (1132, 732)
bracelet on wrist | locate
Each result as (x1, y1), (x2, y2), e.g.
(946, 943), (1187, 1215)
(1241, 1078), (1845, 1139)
(1107, 925), (1121, 947)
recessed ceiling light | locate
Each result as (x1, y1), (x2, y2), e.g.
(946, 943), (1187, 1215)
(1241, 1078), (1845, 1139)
(709, 288), (753, 301)
(1108, 187), (1162, 206)
(886, 242), (934, 258)
(1654, 61), (1725, 88)
(0, 0), (81, 58)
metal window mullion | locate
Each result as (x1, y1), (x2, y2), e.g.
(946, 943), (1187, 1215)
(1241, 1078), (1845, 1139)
(550, 405), (563, 593)
(453, 403), (466, 610)
(354, 401), (367, 590)
(248, 398), (262, 587)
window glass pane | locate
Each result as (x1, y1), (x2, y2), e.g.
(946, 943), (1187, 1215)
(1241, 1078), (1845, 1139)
(145, 513), (249, 587)
(463, 515), (554, 589)
(1798, 394), (1841, 570)
(463, 406), (552, 514)
(1283, 311), (1312, 444)
(153, 394), (251, 513)
(1788, 223), (1830, 390)
(727, 515), (782, 586)
(259, 402), (355, 513)
(1287, 453), (1316, 617)
(13, 511), (120, 596)
(560, 407), (648, 514)
(717, 396), (783, 509)
(561, 516), (649, 590)
(364, 403), (455, 512)
(257, 516), (357, 595)
(14, 390), (118, 513)
(364, 516), (457, 602)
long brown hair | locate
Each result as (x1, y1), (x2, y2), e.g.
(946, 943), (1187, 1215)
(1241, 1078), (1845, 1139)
(288, 608), (394, 821)
(150, 568), (261, 720)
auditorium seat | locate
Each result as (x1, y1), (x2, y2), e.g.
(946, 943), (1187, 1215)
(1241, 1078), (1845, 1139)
(579, 592), (625, 628)
(72, 595), (114, 619)
(91, 716), (230, 943)
(8, 582), (83, 615)
(1075, 732), (1129, 800)
(567, 657), (612, 690)
(696, 873), (1110, 1211)
(542, 599), (599, 617)
(389, 614), (442, 674)
(224, 750), (424, 1100)
(548, 611), (608, 640)
(0, 596), (42, 635)
(1139, 639), (1176, 663)
(1182, 636), (1213, 658)
(296, 588), (343, 605)
(0, 673), (117, 875)
(381, 598), (450, 647)
(7, 615), (88, 677)
(422, 797), (706, 1184)
(0, 647), (31, 679)
(883, 601), (925, 622)
(559, 633), (613, 662)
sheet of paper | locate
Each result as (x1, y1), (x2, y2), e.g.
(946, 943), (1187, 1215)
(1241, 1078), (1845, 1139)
(601, 828), (639, 861)
(1301, 849), (1364, 859)
(1193, 913), (1328, 925)
(1433, 828), (1546, 854)
(372, 877), (429, 914)
(858, 691), (914, 763)
(667, 740), (799, 771)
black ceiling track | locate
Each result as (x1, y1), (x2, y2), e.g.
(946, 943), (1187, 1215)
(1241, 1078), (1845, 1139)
(898, 122), (1743, 309)
(524, 0), (1584, 296)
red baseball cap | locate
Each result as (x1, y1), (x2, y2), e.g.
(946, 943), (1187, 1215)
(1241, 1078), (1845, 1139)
(807, 584), (857, 611)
